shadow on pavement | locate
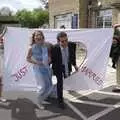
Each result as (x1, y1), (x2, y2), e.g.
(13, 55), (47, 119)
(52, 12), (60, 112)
(0, 98), (39, 120)
(41, 97), (81, 120)
(0, 97), (80, 120)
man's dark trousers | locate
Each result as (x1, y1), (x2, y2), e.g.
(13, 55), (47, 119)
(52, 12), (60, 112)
(56, 71), (63, 104)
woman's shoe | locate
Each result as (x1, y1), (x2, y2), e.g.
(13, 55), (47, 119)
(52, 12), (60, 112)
(37, 104), (45, 110)
(0, 98), (7, 102)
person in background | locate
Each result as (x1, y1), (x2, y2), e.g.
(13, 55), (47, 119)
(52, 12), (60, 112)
(0, 27), (7, 102)
(51, 32), (78, 109)
(111, 24), (120, 92)
(27, 30), (52, 109)
(110, 36), (120, 69)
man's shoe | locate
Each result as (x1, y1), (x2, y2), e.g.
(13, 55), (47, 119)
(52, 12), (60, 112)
(58, 102), (65, 109)
(112, 87), (120, 92)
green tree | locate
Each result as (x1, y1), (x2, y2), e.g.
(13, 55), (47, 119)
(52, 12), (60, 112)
(33, 9), (49, 27)
(16, 9), (49, 28)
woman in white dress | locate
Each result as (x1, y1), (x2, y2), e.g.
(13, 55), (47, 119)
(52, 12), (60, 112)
(27, 30), (52, 109)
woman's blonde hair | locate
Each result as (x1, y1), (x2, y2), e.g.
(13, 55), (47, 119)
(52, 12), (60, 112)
(31, 30), (45, 45)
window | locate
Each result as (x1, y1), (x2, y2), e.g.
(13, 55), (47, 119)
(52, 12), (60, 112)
(54, 13), (72, 28)
(96, 9), (112, 28)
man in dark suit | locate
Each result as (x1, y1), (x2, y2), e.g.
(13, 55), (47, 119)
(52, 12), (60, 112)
(51, 32), (78, 109)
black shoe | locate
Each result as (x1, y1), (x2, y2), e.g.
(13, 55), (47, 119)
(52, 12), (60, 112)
(58, 102), (65, 109)
(112, 88), (120, 92)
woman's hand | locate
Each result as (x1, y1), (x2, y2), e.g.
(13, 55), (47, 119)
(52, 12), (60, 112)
(48, 57), (51, 64)
(36, 61), (44, 65)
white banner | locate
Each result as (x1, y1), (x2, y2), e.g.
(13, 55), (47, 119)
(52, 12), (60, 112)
(3, 27), (113, 91)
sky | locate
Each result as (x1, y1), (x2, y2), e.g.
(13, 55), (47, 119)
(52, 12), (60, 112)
(0, 0), (43, 12)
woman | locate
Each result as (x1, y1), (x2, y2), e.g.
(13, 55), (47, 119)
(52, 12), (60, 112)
(26, 30), (52, 109)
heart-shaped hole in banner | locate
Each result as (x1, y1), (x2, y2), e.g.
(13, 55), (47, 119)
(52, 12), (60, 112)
(46, 41), (87, 80)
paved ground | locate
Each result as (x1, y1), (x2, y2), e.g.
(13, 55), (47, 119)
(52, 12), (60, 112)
(1, 59), (120, 120)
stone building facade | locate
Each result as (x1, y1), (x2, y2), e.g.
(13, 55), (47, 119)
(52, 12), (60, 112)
(49, 0), (120, 28)
(49, 0), (80, 28)
(89, 0), (120, 28)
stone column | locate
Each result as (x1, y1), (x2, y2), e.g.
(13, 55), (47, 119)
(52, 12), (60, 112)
(79, 0), (88, 28)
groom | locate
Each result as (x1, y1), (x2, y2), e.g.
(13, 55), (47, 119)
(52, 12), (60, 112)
(51, 32), (78, 109)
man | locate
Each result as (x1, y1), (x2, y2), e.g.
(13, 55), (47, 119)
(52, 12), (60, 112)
(51, 32), (78, 109)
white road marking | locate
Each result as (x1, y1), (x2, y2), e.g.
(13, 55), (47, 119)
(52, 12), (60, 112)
(64, 90), (97, 100)
(87, 107), (115, 120)
(69, 99), (115, 108)
(65, 100), (88, 120)
(64, 91), (118, 108)
(64, 89), (120, 120)
(96, 90), (120, 96)
(87, 102), (120, 120)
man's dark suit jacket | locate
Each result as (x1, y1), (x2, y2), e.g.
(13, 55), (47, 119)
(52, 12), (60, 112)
(52, 42), (76, 75)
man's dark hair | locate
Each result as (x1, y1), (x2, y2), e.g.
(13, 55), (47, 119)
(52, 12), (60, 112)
(57, 32), (67, 42)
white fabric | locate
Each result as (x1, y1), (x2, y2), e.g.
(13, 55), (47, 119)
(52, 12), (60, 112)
(0, 49), (4, 77)
(3, 27), (113, 91)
